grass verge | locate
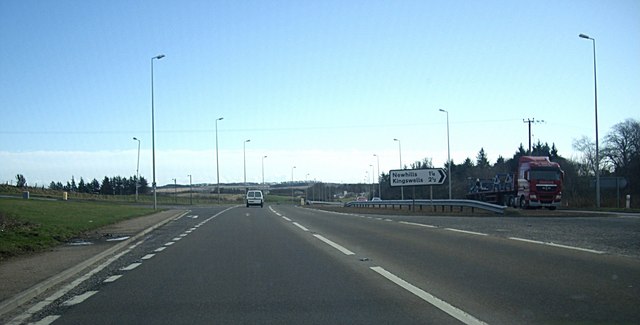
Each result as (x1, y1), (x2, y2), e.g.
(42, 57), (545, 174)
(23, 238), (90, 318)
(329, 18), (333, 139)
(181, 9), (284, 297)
(0, 197), (154, 261)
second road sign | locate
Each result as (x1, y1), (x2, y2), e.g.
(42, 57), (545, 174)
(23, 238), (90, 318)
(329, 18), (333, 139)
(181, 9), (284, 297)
(389, 168), (447, 187)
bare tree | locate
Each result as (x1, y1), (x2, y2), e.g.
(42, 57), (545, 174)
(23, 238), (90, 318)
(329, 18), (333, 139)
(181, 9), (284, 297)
(572, 136), (610, 176)
(602, 118), (640, 174)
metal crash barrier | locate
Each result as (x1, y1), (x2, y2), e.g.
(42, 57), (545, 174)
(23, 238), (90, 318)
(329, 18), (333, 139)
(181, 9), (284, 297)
(344, 199), (505, 214)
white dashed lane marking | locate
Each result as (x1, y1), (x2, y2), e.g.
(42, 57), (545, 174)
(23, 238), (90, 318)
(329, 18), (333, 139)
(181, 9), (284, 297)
(293, 222), (309, 232)
(313, 234), (355, 255)
(62, 291), (98, 307)
(103, 275), (123, 283)
(399, 221), (437, 228)
(120, 263), (142, 271)
(509, 237), (605, 254)
(371, 267), (487, 325)
(30, 315), (61, 325)
(444, 228), (488, 237)
(141, 254), (155, 260)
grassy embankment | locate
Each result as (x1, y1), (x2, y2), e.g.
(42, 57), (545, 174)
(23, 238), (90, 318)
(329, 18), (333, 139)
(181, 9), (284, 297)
(0, 197), (154, 261)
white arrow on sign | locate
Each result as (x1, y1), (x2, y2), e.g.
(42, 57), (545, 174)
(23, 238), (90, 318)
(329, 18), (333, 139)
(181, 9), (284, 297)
(389, 168), (447, 187)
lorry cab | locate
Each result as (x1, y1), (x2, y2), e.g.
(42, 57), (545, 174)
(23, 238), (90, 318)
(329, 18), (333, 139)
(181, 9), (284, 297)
(517, 156), (563, 209)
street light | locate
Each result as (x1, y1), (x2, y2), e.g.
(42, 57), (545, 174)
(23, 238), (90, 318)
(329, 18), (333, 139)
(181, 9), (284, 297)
(133, 137), (141, 202)
(439, 109), (452, 199)
(215, 117), (223, 204)
(373, 154), (381, 199)
(243, 139), (251, 190)
(262, 155), (268, 186)
(369, 164), (374, 199)
(291, 166), (296, 204)
(172, 178), (177, 204)
(579, 33), (601, 208)
(188, 174), (192, 205)
(151, 53), (164, 210)
(394, 138), (404, 200)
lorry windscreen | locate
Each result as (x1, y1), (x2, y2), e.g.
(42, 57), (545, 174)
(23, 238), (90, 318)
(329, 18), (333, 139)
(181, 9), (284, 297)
(530, 169), (561, 181)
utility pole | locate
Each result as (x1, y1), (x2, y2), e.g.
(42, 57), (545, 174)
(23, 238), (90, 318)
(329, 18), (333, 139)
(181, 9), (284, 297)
(523, 118), (544, 153)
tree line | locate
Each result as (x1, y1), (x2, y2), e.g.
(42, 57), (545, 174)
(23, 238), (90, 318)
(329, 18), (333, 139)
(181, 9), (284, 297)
(47, 175), (150, 195)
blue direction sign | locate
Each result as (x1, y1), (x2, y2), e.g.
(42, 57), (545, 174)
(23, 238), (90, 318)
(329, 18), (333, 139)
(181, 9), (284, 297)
(389, 168), (447, 187)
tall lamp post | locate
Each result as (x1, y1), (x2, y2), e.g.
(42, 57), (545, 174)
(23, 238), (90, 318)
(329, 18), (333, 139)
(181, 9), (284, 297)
(188, 174), (192, 205)
(215, 117), (223, 204)
(439, 109), (452, 199)
(373, 153), (381, 199)
(243, 139), (251, 190)
(262, 155), (268, 186)
(172, 178), (177, 204)
(394, 138), (404, 200)
(291, 166), (296, 204)
(579, 33), (600, 208)
(133, 137), (141, 202)
(150, 54), (165, 210)
(369, 164), (374, 199)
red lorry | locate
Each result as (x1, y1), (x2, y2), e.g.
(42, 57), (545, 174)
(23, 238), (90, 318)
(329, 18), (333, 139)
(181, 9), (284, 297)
(466, 156), (564, 209)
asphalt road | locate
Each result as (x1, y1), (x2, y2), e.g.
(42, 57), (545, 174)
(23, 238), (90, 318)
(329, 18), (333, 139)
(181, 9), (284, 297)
(26, 205), (640, 324)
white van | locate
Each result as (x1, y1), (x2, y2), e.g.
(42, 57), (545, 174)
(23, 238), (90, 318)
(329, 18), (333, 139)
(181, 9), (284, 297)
(246, 190), (264, 208)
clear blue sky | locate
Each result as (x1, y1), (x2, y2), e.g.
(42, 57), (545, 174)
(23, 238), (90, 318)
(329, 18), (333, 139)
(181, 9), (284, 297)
(1, 0), (638, 186)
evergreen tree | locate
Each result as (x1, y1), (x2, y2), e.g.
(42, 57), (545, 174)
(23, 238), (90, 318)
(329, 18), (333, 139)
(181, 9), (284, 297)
(476, 148), (490, 168)
(78, 177), (86, 193)
(100, 176), (114, 195)
(90, 179), (100, 193)
(70, 176), (77, 192)
(139, 176), (150, 194)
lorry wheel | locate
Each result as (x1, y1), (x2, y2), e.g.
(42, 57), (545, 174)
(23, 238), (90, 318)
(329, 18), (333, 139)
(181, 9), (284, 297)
(519, 196), (527, 209)
(547, 206), (557, 211)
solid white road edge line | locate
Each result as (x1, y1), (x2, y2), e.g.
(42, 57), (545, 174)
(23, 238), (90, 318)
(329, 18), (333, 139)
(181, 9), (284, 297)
(509, 237), (605, 254)
(293, 222), (309, 232)
(445, 228), (488, 236)
(370, 266), (488, 325)
(313, 234), (356, 255)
